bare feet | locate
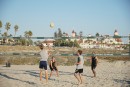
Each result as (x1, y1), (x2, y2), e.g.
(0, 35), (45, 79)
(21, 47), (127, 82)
(41, 80), (48, 84)
(80, 82), (83, 84)
(78, 81), (80, 85)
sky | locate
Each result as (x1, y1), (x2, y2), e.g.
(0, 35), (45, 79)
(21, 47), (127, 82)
(0, 0), (130, 40)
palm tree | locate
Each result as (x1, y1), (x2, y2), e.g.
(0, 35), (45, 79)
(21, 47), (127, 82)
(14, 25), (19, 37)
(96, 33), (100, 41)
(24, 30), (33, 38)
(54, 32), (58, 38)
(5, 22), (11, 36)
(0, 20), (2, 34)
(27, 31), (33, 46)
(58, 28), (62, 37)
(28, 30), (33, 37)
(0, 21), (2, 44)
(96, 33), (99, 37)
(24, 31), (32, 46)
(3, 32), (7, 37)
(24, 31), (29, 38)
(2, 32), (8, 44)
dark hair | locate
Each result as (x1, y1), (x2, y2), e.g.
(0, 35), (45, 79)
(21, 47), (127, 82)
(52, 56), (54, 59)
(78, 50), (82, 55)
(92, 51), (96, 57)
(92, 51), (95, 54)
(39, 44), (44, 50)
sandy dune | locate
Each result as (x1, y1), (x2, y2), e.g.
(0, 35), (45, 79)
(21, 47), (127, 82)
(0, 60), (130, 87)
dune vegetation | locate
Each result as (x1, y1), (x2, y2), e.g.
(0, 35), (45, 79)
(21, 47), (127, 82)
(0, 46), (129, 65)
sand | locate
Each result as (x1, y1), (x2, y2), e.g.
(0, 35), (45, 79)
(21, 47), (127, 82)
(0, 60), (130, 87)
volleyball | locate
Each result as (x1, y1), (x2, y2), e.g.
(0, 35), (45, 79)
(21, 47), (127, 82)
(50, 22), (54, 28)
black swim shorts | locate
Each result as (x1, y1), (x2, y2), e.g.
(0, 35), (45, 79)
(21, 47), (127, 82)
(91, 65), (96, 70)
(49, 65), (57, 71)
(39, 61), (47, 70)
(75, 69), (83, 73)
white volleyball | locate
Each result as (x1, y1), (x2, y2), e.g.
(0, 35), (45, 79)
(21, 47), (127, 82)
(50, 22), (54, 28)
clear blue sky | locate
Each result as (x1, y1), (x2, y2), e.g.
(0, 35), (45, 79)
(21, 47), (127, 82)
(0, 0), (130, 38)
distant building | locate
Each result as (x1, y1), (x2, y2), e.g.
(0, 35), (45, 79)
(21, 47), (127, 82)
(72, 30), (76, 37)
(114, 29), (119, 36)
(88, 34), (92, 37)
(79, 30), (123, 50)
(114, 29), (122, 43)
(42, 39), (55, 47)
(44, 29), (124, 50)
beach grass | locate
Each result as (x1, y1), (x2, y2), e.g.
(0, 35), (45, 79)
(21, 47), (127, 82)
(0, 46), (129, 65)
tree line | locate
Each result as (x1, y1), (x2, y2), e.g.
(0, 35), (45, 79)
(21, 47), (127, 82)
(0, 20), (33, 46)
(53, 28), (80, 47)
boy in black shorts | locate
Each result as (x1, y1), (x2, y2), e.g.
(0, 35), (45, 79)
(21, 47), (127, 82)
(49, 56), (59, 78)
(90, 52), (98, 77)
(39, 44), (50, 84)
(74, 50), (84, 85)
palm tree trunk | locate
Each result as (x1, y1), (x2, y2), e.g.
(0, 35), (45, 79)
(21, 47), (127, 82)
(6, 30), (8, 44)
(14, 31), (16, 37)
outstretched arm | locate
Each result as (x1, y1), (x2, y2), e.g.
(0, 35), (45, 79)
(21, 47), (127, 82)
(48, 51), (51, 56)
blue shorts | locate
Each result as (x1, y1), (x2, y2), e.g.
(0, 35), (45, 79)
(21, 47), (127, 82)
(39, 61), (47, 70)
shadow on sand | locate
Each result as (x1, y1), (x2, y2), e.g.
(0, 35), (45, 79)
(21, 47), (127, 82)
(0, 73), (37, 85)
(114, 79), (130, 84)
(59, 71), (73, 75)
(25, 70), (39, 77)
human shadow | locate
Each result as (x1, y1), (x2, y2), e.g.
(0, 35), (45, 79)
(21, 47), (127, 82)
(2, 65), (7, 67)
(0, 73), (36, 85)
(47, 71), (78, 85)
(59, 71), (93, 78)
(114, 79), (130, 84)
(126, 81), (130, 84)
(0, 68), (32, 75)
(48, 77), (77, 85)
(0, 68), (77, 85)
(59, 71), (73, 75)
(25, 70), (39, 77)
(83, 74), (93, 78)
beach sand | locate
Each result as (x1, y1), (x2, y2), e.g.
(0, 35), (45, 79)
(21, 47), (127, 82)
(0, 60), (130, 87)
